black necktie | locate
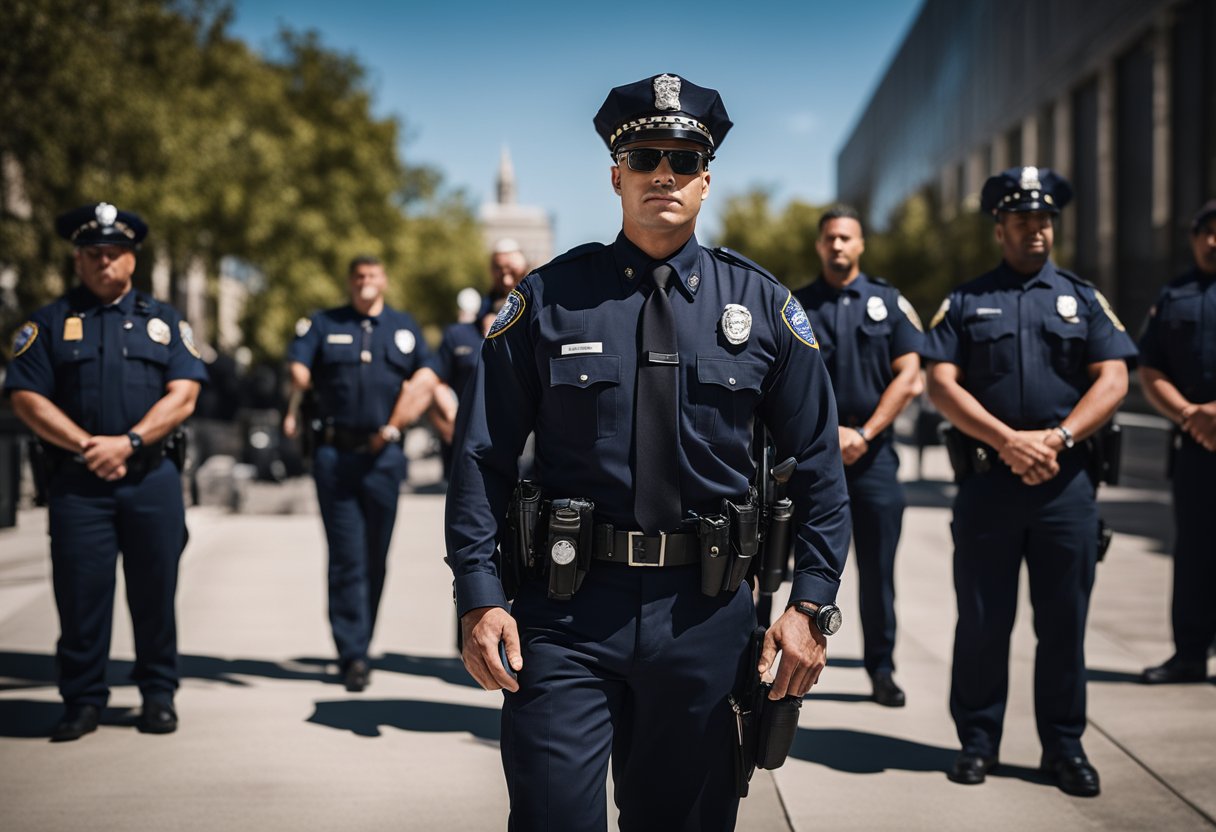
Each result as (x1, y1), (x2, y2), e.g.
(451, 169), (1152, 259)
(634, 264), (682, 534)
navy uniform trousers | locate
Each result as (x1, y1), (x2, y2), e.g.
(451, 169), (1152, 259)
(1170, 438), (1216, 661)
(48, 457), (186, 707)
(949, 456), (1097, 760)
(502, 564), (754, 832)
(845, 436), (904, 676)
(312, 442), (406, 665)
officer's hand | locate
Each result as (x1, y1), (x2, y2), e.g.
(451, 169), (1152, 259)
(1182, 403), (1216, 450)
(367, 433), (387, 454)
(838, 427), (868, 466)
(760, 606), (827, 700)
(282, 413), (299, 439)
(460, 606), (522, 693)
(81, 435), (134, 481)
(999, 430), (1057, 475)
(1020, 458), (1060, 485)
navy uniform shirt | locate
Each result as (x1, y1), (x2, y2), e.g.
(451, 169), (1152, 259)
(1139, 266), (1216, 404)
(445, 232), (851, 617)
(5, 285), (208, 433)
(435, 321), (483, 402)
(922, 260), (1137, 428)
(795, 273), (923, 426)
(288, 305), (431, 432)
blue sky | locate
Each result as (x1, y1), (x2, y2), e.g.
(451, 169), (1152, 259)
(230, 0), (923, 253)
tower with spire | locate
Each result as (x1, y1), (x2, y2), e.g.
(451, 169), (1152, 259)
(478, 146), (554, 269)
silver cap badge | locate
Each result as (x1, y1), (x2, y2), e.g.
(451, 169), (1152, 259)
(653, 74), (682, 111)
(95, 202), (118, 227)
(721, 304), (752, 345)
(1056, 295), (1078, 320)
(1019, 166), (1041, 191)
(866, 296), (888, 322)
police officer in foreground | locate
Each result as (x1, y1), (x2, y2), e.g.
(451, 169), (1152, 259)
(284, 256), (439, 692)
(924, 168), (1136, 797)
(1137, 199), (1216, 685)
(5, 203), (207, 741)
(446, 74), (850, 830)
(794, 206), (923, 707)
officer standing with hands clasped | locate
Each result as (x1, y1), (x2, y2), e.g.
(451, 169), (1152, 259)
(1137, 199), (1216, 685)
(924, 167), (1137, 797)
(5, 203), (207, 741)
(794, 206), (923, 708)
(445, 74), (850, 830)
(284, 256), (439, 692)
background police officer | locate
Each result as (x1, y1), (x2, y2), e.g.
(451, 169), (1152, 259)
(923, 168), (1137, 797)
(284, 255), (438, 692)
(1137, 199), (1216, 685)
(794, 206), (923, 707)
(445, 74), (850, 831)
(5, 203), (207, 741)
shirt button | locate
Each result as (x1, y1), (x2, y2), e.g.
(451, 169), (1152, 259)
(579, 374), (589, 382)
(728, 377), (736, 385)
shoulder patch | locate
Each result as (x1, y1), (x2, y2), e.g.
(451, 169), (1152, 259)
(1093, 290), (1126, 332)
(929, 298), (950, 329)
(11, 321), (38, 358)
(897, 294), (923, 332)
(532, 242), (606, 273)
(712, 247), (781, 284)
(179, 320), (202, 358)
(487, 289), (526, 340)
(295, 317), (312, 337)
(781, 292), (818, 349)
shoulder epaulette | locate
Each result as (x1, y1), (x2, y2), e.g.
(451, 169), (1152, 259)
(868, 274), (892, 287)
(134, 291), (161, 315)
(1056, 268), (1096, 290)
(533, 242), (606, 273)
(711, 247), (781, 285)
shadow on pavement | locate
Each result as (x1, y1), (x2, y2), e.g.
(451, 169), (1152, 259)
(902, 480), (955, 510)
(1095, 498), (1172, 555)
(374, 653), (479, 688)
(0, 700), (136, 739)
(826, 656), (866, 669)
(307, 698), (501, 740)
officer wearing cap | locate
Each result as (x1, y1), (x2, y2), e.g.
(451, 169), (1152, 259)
(1137, 199), (1216, 685)
(923, 168), (1136, 797)
(4, 203), (207, 741)
(446, 74), (850, 830)
(283, 256), (439, 692)
(794, 205), (923, 708)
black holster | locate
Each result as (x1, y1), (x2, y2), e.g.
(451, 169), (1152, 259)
(755, 457), (797, 594)
(730, 626), (801, 798)
(164, 428), (188, 471)
(943, 427), (991, 481)
(545, 497), (594, 600)
(1085, 422), (1122, 487)
(27, 439), (52, 507)
(503, 480), (543, 599)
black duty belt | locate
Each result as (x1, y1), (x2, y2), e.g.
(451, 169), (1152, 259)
(322, 425), (378, 453)
(590, 527), (700, 567)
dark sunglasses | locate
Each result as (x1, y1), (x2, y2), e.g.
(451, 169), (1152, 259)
(617, 147), (710, 175)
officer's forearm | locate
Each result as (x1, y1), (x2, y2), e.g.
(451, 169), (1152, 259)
(130, 380), (201, 444)
(1139, 366), (1191, 425)
(287, 361), (311, 392)
(926, 362), (1013, 448)
(388, 367), (440, 428)
(1060, 360), (1128, 441)
(9, 390), (90, 452)
(861, 353), (921, 437)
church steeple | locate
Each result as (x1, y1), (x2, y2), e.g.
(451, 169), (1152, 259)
(496, 146), (517, 205)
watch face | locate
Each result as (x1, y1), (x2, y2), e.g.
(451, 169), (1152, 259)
(819, 606), (843, 635)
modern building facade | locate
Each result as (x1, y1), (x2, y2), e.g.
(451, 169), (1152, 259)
(837, 0), (1215, 330)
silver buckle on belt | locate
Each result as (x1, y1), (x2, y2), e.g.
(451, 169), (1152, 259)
(627, 531), (666, 567)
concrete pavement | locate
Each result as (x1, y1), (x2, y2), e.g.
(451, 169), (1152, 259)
(0, 444), (1213, 831)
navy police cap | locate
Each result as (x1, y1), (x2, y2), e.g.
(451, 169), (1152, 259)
(54, 202), (148, 247)
(980, 167), (1073, 218)
(594, 73), (732, 156)
(1191, 199), (1216, 233)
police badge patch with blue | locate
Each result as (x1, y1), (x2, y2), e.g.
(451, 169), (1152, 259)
(781, 293), (818, 349)
(487, 289), (526, 340)
(11, 321), (38, 358)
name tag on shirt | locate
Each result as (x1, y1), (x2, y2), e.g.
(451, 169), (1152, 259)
(975, 308), (1003, 316)
(327, 333), (355, 344)
(63, 317), (83, 341)
(561, 342), (603, 355)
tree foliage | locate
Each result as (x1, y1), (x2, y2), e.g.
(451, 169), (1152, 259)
(0, 0), (483, 359)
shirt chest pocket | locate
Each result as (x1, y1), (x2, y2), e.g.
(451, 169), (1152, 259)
(125, 334), (170, 385)
(1042, 316), (1088, 377)
(964, 316), (1017, 379)
(52, 341), (100, 412)
(694, 356), (765, 442)
(318, 340), (362, 402)
(858, 319), (893, 363)
(549, 354), (621, 444)
(384, 343), (417, 377)
(1163, 298), (1202, 371)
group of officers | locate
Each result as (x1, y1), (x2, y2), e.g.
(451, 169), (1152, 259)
(5, 71), (1214, 831)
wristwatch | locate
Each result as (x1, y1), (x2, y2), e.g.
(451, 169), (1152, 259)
(791, 601), (843, 636)
(1054, 425), (1075, 449)
(127, 431), (144, 452)
(855, 426), (869, 442)
(379, 424), (402, 444)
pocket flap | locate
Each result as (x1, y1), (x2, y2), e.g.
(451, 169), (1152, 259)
(697, 356), (765, 392)
(550, 354), (621, 388)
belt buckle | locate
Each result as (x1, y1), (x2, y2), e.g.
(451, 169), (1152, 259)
(627, 531), (666, 567)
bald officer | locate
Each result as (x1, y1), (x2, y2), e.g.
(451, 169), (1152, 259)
(446, 74), (850, 831)
(5, 203), (207, 741)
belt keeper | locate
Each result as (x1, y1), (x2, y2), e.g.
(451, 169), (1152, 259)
(594, 523), (615, 559)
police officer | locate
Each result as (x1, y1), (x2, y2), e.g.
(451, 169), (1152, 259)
(794, 206), (923, 707)
(446, 74), (850, 831)
(283, 256), (439, 692)
(924, 168), (1137, 797)
(1137, 199), (1216, 685)
(5, 203), (207, 741)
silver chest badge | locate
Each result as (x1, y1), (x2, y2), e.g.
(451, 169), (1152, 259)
(146, 317), (171, 345)
(721, 304), (752, 345)
(653, 74), (682, 111)
(1056, 295), (1079, 321)
(394, 329), (416, 354)
(866, 296), (889, 322)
